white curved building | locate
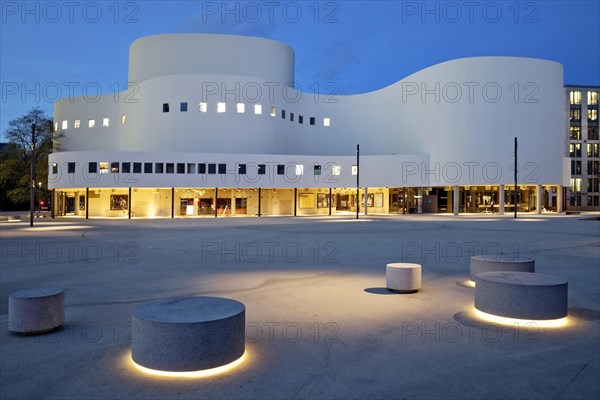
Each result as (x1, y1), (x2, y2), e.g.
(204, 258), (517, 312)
(49, 34), (569, 218)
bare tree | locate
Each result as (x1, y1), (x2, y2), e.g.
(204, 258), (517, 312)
(0, 108), (62, 209)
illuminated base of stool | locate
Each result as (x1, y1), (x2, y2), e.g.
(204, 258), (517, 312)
(475, 271), (567, 320)
(132, 296), (245, 372)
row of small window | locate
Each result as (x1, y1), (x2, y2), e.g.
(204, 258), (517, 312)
(569, 108), (598, 122)
(569, 90), (599, 106)
(569, 126), (599, 140)
(162, 102), (331, 127)
(569, 143), (600, 158)
(55, 116), (126, 131)
(571, 160), (600, 176)
(569, 178), (600, 194)
(56, 162), (343, 176)
(568, 193), (600, 207)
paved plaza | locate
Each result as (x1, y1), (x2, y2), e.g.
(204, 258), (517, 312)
(1, 214), (599, 399)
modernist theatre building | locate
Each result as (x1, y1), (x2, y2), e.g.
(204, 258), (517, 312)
(49, 34), (569, 218)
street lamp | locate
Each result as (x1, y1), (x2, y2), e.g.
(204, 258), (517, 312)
(29, 124), (36, 227)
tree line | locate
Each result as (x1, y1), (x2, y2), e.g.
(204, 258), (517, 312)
(0, 107), (61, 211)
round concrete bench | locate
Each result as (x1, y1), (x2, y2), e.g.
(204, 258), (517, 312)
(470, 255), (535, 282)
(8, 288), (65, 334)
(132, 296), (245, 372)
(386, 263), (421, 293)
(474, 271), (568, 320)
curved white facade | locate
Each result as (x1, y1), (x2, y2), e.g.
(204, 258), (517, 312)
(49, 34), (569, 217)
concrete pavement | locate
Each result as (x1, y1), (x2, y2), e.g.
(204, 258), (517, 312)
(1, 214), (598, 399)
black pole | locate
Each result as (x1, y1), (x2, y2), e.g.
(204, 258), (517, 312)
(128, 187), (132, 219)
(356, 144), (360, 220)
(258, 188), (261, 217)
(329, 188), (332, 216)
(29, 124), (36, 227)
(171, 187), (175, 218)
(51, 188), (55, 219)
(215, 188), (218, 218)
(85, 187), (89, 219)
(514, 137), (518, 219)
(294, 188), (297, 216)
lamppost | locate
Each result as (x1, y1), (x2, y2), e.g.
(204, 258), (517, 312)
(29, 124), (36, 227)
(356, 144), (360, 220)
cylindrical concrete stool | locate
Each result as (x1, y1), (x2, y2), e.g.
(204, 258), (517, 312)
(8, 287), (65, 334)
(386, 263), (422, 293)
(132, 296), (245, 372)
(470, 255), (535, 281)
(475, 271), (568, 320)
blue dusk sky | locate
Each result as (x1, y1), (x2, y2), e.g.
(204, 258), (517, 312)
(1, 0), (599, 140)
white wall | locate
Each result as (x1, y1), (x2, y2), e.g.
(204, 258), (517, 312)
(53, 34), (568, 188)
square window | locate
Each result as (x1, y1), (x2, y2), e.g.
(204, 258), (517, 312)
(281, 109), (286, 119)
(111, 162), (119, 173)
(324, 118), (331, 127)
(155, 163), (164, 173)
(133, 163), (142, 173)
(295, 164), (304, 176)
(218, 163), (226, 174)
(121, 115), (126, 125)
(314, 165), (321, 175)
(103, 117), (109, 127)
(277, 164), (285, 175)
(258, 164), (266, 175)
(310, 117), (316, 126)
(199, 102), (207, 112)
(62, 120), (68, 129)
(332, 165), (341, 176)
(238, 164), (247, 174)
(180, 102), (188, 112)
(89, 162), (97, 173)
(351, 165), (358, 176)
(52, 163), (58, 174)
(254, 104), (262, 114)
(166, 163), (174, 174)
(122, 162), (131, 173)
(290, 113), (294, 122)
(217, 103), (226, 113)
(299, 115), (303, 124)
(208, 163), (216, 174)
(237, 103), (245, 113)
(198, 163), (207, 174)
(74, 120), (81, 128)
(163, 103), (170, 113)
(177, 163), (185, 174)
(99, 162), (109, 173)
(270, 107), (276, 117)
(68, 162), (75, 174)
(144, 163), (153, 173)
(89, 119), (96, 128)
(187, 163), (195, 174)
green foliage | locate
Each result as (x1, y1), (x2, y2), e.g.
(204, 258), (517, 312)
(0, 107), (60, 210)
